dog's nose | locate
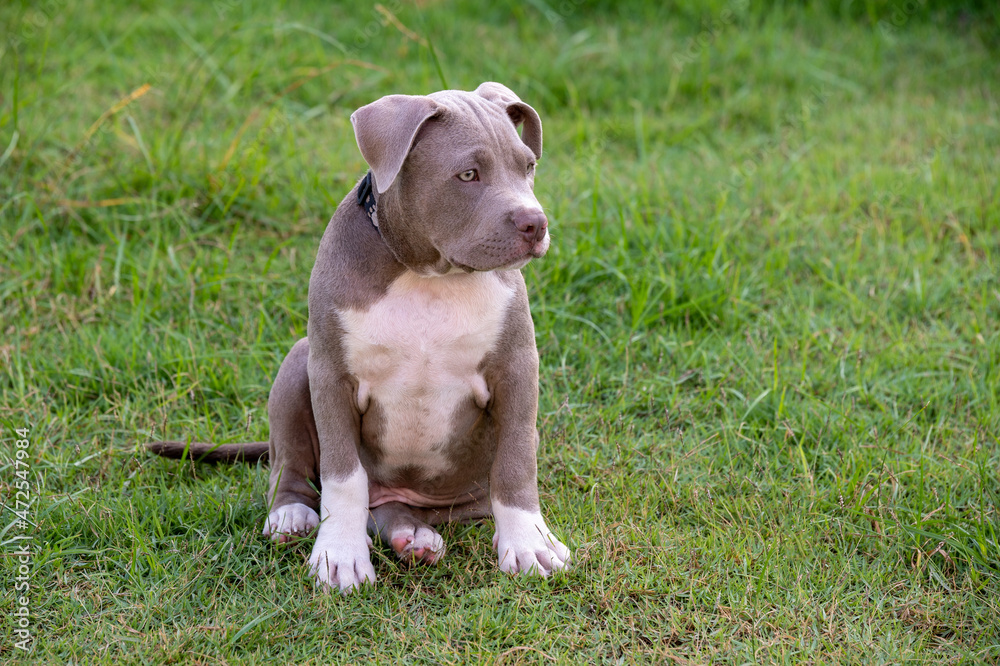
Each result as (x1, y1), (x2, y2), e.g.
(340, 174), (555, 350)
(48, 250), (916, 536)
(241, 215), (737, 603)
(513, 209), (548, 244)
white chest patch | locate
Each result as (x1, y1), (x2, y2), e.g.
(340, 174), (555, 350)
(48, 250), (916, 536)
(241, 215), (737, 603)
(339, 270), (516, 476)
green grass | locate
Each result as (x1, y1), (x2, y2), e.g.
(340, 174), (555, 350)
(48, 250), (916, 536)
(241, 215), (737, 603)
(2, 0), (999, 662)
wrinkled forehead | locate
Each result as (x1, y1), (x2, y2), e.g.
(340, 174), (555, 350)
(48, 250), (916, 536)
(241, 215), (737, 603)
(419, 90), (534, 164)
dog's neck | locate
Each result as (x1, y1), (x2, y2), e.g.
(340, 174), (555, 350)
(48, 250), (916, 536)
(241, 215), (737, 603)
(357, 171), (379, 232)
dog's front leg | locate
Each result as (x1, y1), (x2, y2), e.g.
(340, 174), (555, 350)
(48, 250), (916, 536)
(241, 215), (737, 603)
(306, 350), (375, 593)
(488, 343), (571, 577)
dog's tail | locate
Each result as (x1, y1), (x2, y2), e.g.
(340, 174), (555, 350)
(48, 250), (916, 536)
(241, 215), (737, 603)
(145, 440), (269, 464)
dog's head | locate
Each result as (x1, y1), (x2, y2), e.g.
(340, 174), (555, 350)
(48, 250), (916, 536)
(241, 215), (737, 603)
(350, 82), (548, 274)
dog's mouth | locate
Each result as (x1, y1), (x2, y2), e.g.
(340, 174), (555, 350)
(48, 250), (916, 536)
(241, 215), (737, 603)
(529, 233), (550, 258)
(448, 253), (532, 273)
(513, 233), (550, 266)
(443, 231), (550, 273)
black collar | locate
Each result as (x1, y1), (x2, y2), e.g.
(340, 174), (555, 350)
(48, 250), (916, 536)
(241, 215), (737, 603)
(357, 171), (379, 232)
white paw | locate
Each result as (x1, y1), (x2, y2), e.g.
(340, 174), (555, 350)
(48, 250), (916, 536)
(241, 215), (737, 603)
(308, 466), (375, 593)
(389, 524), (445, 565)
(262, 502), (319, 541)
(492, 503), (571, 576)
(309, 533), (376, 594)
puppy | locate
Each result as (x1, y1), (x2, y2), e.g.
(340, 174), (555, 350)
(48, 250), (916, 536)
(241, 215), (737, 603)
(148, 82), (570, 592)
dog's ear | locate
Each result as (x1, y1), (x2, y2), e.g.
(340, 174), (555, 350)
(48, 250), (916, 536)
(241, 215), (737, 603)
(351, 95), (443, 194)
(474, 82), (542, 159)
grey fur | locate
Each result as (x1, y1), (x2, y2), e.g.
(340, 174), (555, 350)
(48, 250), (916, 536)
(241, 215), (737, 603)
(147, 83), (569, 591)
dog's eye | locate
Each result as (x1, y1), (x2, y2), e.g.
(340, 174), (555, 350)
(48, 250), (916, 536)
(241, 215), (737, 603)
(526, 162), (536, 176)
(457, 169), (479, 182)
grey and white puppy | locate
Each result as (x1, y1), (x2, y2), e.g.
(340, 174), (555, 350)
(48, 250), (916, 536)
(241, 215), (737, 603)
(148, 82), (570, 592)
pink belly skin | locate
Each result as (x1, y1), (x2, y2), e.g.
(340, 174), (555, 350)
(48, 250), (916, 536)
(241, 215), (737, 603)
(369, 484), (473, 509)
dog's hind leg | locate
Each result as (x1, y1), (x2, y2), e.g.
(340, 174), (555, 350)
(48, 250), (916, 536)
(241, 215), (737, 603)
(369, 503), (446, 565)
(263, 337), (322, 542)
